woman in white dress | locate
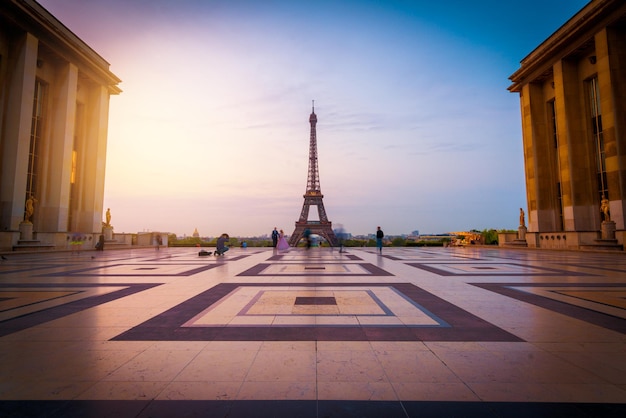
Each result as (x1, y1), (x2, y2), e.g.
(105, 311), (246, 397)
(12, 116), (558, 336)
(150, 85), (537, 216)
(276, 229), (290, 251)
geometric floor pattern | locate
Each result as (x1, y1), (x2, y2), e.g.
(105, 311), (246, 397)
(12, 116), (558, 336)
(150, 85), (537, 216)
(111, 282), (522, 342)
(0, 246), (625, 417)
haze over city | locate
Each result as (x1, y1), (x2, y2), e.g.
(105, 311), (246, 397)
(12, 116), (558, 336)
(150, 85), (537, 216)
(39, 0), (590, 237)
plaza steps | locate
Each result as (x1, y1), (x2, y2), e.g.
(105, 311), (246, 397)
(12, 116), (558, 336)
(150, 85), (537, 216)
(580, 238), (623, 252)
(12, 240), (55, 252)
(504, 239), (528, 247)
(100, 241), (132, 250)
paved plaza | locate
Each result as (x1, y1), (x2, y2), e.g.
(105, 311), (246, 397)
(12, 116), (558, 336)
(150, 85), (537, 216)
(0, 246), (625, 417)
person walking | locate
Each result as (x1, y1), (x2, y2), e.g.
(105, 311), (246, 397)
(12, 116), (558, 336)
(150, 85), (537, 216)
(376, 226), (384, 254)
(271, 227), (279, 248)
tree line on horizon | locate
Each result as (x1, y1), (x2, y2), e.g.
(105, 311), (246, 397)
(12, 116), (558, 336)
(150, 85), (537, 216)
(167, 229), (513, 248)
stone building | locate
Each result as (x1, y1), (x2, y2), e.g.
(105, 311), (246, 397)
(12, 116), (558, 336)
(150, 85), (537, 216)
(0, 0), (121, 251)
(508, 0), (626, 250)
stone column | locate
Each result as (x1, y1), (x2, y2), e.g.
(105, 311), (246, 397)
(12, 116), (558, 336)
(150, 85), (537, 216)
(519, 83), (539, 232)
(596, 27), (626, 229)
(74, 85), (111, 233)
(0, 33), (38, 231)
(39, 62), (78, 232)
(554, 58), (596, 231)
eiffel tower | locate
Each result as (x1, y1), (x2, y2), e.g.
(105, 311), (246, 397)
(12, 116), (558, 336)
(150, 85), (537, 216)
(289, 103), (338, 247)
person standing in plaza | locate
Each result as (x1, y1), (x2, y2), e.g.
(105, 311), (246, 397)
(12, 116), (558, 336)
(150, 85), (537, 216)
(376, 226), (384, 254)
(336, 224), (346, 253)
(271, 227), (279, 248)
(277, 229), (289, 251)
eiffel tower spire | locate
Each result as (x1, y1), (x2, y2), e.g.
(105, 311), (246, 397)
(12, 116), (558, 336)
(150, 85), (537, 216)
(306, 101), (321, 195)
(289, 102), (338, 247)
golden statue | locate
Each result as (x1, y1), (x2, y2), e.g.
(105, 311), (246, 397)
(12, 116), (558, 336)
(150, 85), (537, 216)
(519, 208), (525, 227)
(24, 195), (37, 223)
(600, 196), (610, 222)
(105, 208), (111, 226)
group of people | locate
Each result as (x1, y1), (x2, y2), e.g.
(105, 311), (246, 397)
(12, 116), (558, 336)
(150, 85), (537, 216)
(270, 226), (386, 254)
(92, 223), (385, 257)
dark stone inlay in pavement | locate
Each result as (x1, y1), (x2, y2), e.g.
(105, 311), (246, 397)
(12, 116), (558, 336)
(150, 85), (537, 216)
(2, 399), (624, 418)
(560, 263), (626, 273)
(407, 262), (593, 276)
(39, 258), (249, 277)
(473, 282), (626, 334)
(268, 254), (363, 261)
(237, 263), (393, 276)
(0, 283), (161, 337)
(294, 296), (337, 305)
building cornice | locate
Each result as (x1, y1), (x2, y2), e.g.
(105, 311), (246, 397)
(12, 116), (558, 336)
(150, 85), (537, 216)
(508, 0), (625, 93)
(3, 0), (122, 94)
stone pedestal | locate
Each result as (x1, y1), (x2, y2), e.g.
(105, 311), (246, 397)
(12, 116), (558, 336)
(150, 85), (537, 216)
(601, 221), (616, 240)
(103, 226), (113, 241)
(504, 226), (528, 247)
(19, 222), (33, 241)
(580, 220), (622, 251)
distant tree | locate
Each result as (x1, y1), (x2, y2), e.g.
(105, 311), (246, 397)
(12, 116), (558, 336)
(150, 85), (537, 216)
(391, 237), (406, 246)
(365, 238), (376, 247)
(344, 238), (367, 247)
(481, 229), (499, 245)
(171, 236), (206, 247)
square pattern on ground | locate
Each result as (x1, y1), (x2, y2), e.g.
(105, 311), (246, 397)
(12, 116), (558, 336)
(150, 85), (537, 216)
(182, 286), (442, 327)
(42, 263), (224, 277)
(0, 264), (61, 275)
(472, 283), (626, 334)
(407, 262), (591, 276)
(0, 287), (124, 322)
(383, 253), (482, 261)
(238, 263), (392, 276)
(562, 263), (626, 273)
(0, 283), (160, 337)
(269, 253), (362, 261)
(112, 282), (522, 342)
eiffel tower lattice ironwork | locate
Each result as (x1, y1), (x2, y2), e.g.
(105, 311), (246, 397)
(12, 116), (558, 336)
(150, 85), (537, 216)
(289, 103), (338, 247)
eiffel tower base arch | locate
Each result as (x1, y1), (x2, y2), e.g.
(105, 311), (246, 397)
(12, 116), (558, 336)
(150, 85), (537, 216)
(289, 221), (338, 247)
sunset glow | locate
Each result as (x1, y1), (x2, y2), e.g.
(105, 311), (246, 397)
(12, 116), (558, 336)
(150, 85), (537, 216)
(39, 0), (590, 237)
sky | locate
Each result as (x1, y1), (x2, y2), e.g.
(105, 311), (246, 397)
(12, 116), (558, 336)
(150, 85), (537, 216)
(38, 0), (590, 237)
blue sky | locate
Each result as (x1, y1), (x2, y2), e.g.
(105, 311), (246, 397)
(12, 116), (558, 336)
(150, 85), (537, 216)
(39, 0), (590, 237)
